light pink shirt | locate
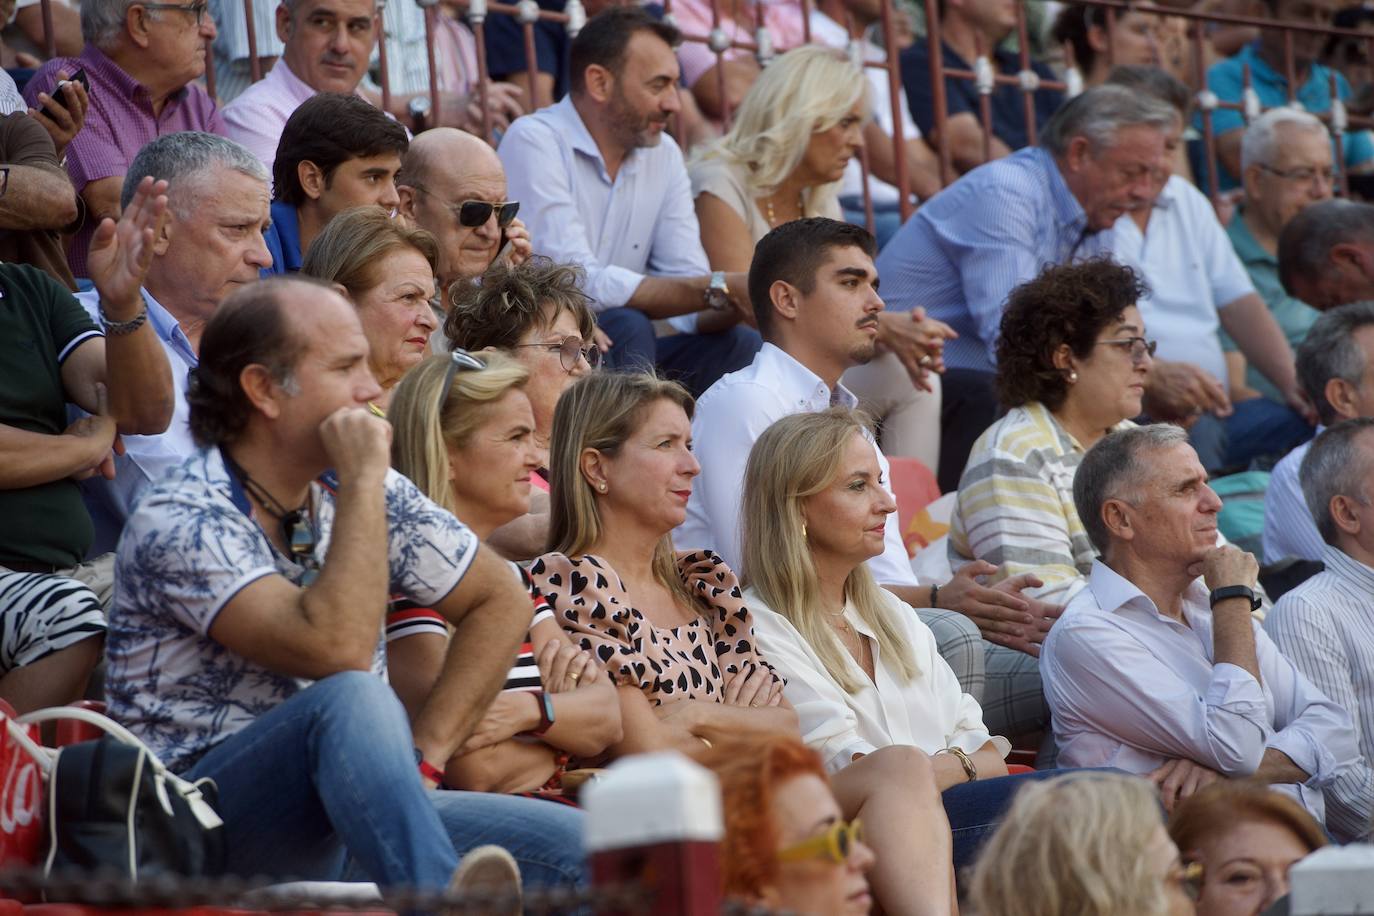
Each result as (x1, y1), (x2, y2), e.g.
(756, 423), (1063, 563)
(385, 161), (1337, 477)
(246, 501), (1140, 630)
(221, 60), (321, 173)
(671, 0), (805, 87)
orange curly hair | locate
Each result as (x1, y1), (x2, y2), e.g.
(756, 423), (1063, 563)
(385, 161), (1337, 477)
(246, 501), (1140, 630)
(697, 737), (832, 901)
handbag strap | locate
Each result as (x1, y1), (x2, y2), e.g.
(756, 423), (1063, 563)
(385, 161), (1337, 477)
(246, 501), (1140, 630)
(2, 715), (55, 776)
(18, 706), (147, 752)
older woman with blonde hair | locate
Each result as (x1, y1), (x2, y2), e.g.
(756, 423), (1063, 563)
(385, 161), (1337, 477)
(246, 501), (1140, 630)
(386, 349), (622, 795)
(532, 371), (957, 916)
(300, 206), (440, 410)
(970, 772), (1197, 916)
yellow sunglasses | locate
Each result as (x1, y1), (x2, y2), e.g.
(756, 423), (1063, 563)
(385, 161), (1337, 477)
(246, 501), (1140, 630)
(777, 818), (864, 865)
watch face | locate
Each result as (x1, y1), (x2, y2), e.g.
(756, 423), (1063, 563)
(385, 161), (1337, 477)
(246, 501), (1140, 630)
(705, 287), (729, 310)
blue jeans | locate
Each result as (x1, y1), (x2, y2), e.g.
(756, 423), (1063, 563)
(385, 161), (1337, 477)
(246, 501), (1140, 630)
(942, 769), (1065, 873)
(1187, 397), (1313, 473)
(598, 306), (761, 397)
(840, 196), (903, 251)
(186, 671), (585, 891)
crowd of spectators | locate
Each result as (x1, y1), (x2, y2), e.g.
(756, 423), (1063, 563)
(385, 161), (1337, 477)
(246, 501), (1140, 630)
(5, 0), (1374, 911)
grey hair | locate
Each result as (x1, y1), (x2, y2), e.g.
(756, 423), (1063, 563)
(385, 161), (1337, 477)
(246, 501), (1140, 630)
(1300, 418), (1374, 546)
(81, 0), (137, 47)
(1279, 198), (1374, 297)
(1297, 302), (1374, 426)
(1241, 108), (1327, 172)
(1039, 84), (1177, 158)
(122, 132), (269, 218)
(1073, 424), (1190, 553)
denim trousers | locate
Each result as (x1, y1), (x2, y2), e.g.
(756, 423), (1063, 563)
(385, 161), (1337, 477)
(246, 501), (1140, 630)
(598, 306), (762, 397)
(942, 769), (1066, 874)
(185, 671), (586, 892)
(1187, 397), (1313, 473)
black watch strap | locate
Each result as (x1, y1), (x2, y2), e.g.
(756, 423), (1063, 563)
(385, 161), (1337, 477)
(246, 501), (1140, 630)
(1209, 585), (1261, 611)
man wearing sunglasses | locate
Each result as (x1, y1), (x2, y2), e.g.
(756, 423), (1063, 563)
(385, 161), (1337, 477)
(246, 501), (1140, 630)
(262, 92), (409, 276)
(22, 0), (224, 280)
(398, 127), (533, 294)
(500, 7), (759, 396)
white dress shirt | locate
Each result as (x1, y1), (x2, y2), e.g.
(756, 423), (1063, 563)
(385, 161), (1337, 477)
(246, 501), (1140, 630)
(747, 585), (1008, 774)
(1111, 175), (1256, 386)
(498, 96), (709, 335)
(75, 287), (198, 553)
(674, 342), (917, 587)
(1266, 544), (1374, 842)
(1262, 434), (1326, 564)
(1042, 559), (1356, 821)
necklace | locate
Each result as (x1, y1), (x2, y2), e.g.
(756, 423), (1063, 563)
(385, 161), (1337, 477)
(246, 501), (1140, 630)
(825, 605), (851, 633)
(224, 453), (320, 580)
(764, 190), (807, 227)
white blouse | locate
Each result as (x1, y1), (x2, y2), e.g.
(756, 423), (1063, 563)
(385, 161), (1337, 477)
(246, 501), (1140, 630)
(747, 587), (1011, 774)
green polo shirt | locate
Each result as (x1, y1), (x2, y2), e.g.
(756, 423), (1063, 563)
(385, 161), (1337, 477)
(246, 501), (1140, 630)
(0, 263), (101, 567)
(1221, 210), (1319, 403)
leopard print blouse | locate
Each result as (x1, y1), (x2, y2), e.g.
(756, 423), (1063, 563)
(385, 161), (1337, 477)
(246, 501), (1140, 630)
(529, 549), (784, 705)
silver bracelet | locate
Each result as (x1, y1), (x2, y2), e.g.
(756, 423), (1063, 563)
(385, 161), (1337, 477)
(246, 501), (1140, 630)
(98, 299), (148, 337)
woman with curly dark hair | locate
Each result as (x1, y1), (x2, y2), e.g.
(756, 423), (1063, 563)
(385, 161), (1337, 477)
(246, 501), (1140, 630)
(949, 257), (1154, 645)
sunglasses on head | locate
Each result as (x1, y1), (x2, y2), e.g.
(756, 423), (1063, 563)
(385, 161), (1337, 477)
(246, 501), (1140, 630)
(438, 347), (487, 407)
(777, 818), (864, 866)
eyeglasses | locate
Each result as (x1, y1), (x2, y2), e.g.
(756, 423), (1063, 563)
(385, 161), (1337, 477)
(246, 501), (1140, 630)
(140, 1), (210, 24)
(438, 347), (487, 407)
(410, 184), (519, 228)
(512, 336), (602, 372)
(1258, 163), (1335, 187)
(1097, 336), (1157, 363)
(777, 819), (864, 866)
(1172, 861), (1205, 902)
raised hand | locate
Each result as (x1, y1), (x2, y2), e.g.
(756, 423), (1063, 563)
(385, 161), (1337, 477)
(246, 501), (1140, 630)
(87, 176), (168, 316)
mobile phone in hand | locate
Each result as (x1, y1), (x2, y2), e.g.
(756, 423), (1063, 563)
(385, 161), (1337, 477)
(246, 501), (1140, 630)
(56, 68), (89, 95)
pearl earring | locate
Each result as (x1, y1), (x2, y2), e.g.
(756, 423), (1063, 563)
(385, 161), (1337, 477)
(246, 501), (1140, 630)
(1068, 371), (1078, 383)
(598, 483), (607, 493)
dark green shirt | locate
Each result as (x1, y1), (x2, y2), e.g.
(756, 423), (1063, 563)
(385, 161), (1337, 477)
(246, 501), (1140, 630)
(0, 263), (101, 566)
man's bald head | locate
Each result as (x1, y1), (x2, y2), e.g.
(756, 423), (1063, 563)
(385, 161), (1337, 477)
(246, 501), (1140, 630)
(399, 129), (510, 287)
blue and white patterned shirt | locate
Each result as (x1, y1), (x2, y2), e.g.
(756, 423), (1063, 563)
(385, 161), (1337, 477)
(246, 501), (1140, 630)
(873, 146), (1115, 373)
(107, 447), (478, 772)
(1267, 545), (1374, 842)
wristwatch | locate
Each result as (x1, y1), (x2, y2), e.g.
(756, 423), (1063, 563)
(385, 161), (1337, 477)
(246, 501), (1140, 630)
(525, 690), (556, 736)
(407, 95), (432, 132)
(703, 271), (730, 310)
(1208, 585), (1261, 612)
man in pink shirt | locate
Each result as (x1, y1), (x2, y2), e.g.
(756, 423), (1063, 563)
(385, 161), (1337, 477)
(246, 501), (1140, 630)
(23, 0), (224, 279)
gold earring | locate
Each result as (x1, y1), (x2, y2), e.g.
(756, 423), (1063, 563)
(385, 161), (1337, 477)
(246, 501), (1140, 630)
(802, 520), (808, 540)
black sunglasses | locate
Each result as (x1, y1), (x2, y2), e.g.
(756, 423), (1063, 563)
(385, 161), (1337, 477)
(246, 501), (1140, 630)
(411, 184), (519, 228)
(438, 347), (487, 407)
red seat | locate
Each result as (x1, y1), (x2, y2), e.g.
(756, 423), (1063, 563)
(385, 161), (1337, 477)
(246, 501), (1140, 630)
(1006, 764), (1035, 775)
(887, 456), (944, 555)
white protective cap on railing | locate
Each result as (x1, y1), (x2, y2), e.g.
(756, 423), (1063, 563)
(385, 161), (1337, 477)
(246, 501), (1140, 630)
(1332, 96), (1348, 134)
(1243, 85), (1261, 122)
(755, 25), (774, 65)
(1064, 66), (1083, 98)
(564, 0), (585, 37)
(467, 0), (486, 25)
(583, 752), (724, 852)
(974, 55), (994, 96)
(1287, 844), (1374, 914)
(517, 0), (540, 23)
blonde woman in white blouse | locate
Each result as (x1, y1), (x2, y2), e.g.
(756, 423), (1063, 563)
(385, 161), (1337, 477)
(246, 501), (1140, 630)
(741, 408), (1052, 878)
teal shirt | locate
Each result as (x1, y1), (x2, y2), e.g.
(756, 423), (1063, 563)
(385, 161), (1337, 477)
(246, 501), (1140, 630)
(1220, 210), (1318, 403)
(1197, 43), (1374, 191)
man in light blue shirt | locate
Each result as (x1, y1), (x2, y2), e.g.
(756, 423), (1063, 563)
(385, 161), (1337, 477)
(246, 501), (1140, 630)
(874, 85), (1175, 489)
(498, 6), (759, 396)
(1264, 303), (1374, 564)
(77, 132), (272, 553)
(1197, 0), (1372, 191)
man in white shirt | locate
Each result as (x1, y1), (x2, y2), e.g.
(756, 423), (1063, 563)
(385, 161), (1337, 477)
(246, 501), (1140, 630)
(498, 6), (758, 395)
(678, 216), (1059, 742)
(1264, 303), (1374, 563)
(1266, 419), (1374, 841)
(1043, 423), (1358, 820)
(77, 132), (273, 553)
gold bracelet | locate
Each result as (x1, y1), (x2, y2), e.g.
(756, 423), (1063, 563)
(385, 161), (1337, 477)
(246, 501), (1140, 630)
(941, 746), (977, 782)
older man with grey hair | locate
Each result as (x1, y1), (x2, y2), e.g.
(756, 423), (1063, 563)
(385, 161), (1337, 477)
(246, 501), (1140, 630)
(1264, 419), (1374, 842)
(76, 131), (272, 553)
(21, 0), (225, 281)
(1279, 198), (1374, 311)
(1263, 303), (1374, 564)
(1041, 423), (1358, 822)
(873, 85), (1175, 491)
(1220, 109), (1331, 405)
